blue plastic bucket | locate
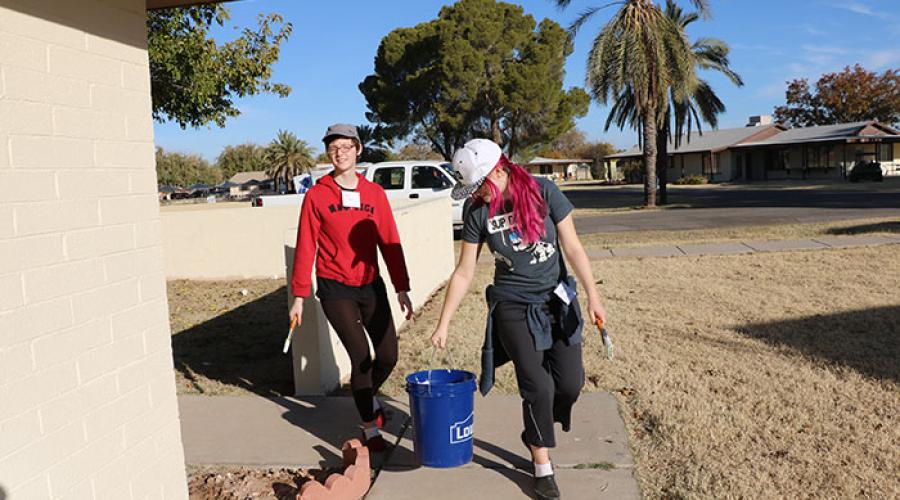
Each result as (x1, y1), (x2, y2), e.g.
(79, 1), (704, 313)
(405, 369), (477, 468)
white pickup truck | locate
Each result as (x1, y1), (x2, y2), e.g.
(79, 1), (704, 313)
(251, 161), (464, 229)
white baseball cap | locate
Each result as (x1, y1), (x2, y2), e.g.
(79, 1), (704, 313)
(450, 138), (503, 200)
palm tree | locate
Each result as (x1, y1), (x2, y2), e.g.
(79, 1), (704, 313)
(602, 0), (743, 203)
(265, 130), (315, 193)
(555, 0), (708, 207)
(357, 124), (393, 163)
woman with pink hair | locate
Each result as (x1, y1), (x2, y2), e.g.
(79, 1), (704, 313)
(431, 138), (606, 500)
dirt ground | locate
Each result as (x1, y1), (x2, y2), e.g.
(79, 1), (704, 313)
(171, 220), (900, 499)
(187, 465), (341, 500)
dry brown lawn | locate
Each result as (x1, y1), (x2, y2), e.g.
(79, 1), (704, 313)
(391, 246), (900, 499)
(169, 223), (900, 499)
(577, 216), (900, 249)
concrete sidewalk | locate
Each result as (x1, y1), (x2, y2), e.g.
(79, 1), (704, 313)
(585, 233), (900, 260)
(179, 393), (640, 499)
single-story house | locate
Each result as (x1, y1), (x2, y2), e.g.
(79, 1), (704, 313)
(605, 116), (900, 182)
(526, 156), (594, 181)
(730, 121), (900, 181)
(227, 170), (274, 197)
(605, 117), (785, 182)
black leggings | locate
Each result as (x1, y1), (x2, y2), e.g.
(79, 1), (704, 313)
(493, 300), (584, 449)
(320, 286), (398, 423)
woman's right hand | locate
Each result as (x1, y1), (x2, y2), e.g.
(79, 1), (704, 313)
(431, 326), (448, 349)
(289, 297), (303, 326)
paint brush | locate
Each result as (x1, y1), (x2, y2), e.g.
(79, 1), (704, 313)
(283, 315), (298, 354)
(596, 319), (613, 360)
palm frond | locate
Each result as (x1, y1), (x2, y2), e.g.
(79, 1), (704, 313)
(567, 2), (625, 36)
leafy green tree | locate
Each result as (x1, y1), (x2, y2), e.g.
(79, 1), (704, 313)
(265, 130), (315, 193)
(360, 0), (588, 160)
(395, 142), (444, 161)
(148, 5), (292, 128)
(532, 129), (616, 179)
(215, 143), (267, 180)
(577, 141), (617, 180)
(155, 147), (222, 187)
(554, 0), (707, 207)
(774, 65), (900, 127)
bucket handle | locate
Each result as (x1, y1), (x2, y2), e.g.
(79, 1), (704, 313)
(425, 346), (457, 396)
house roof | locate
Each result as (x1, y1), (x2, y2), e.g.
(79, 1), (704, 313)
(147, 0), (236, 10)
(228, 171), (271, 185)
(607, 124), (783, 159)
(527, 156), (593, 165)
(732, 121), (900, 147)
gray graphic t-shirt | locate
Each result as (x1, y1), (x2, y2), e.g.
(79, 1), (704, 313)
(462, 177), (574, 293)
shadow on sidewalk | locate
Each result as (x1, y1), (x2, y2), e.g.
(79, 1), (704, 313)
(473, 438), (536, 497)
(736, 305), (900, 383)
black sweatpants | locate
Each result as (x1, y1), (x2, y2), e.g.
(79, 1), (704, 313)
(492, 300), (584, 449)
(320, 281), (398, 423)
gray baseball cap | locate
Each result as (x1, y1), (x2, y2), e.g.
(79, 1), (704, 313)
(322, 123), (359, 144)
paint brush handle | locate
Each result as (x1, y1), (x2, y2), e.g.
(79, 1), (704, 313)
(282, 316), (298, 354)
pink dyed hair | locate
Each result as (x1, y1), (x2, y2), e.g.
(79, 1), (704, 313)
(479, 155), (547, 244)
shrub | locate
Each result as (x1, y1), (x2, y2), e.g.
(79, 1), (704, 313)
(674, 175), (708, 185)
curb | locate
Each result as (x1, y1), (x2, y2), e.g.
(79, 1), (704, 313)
(298, 439), (371, 500)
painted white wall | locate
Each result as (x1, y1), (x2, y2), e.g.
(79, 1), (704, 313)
(0, 1), (188, 498)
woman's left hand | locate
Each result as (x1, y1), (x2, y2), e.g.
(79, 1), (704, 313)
(588, 296), (607, 326)
(398, 291), (414, 320)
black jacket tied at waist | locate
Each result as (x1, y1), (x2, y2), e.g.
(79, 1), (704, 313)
(479, 275), (584, 397)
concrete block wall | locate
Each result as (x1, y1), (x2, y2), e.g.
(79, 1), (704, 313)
(0, 1), (187, 498)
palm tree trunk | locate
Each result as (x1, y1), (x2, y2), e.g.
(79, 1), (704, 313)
(642, 106), (658, 208)
(656, 121), (668, 205)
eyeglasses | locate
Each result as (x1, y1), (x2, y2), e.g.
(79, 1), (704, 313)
(327, 145), (356, 155)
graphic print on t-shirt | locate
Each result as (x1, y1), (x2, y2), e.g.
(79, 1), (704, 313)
(487, 212), (556, 269)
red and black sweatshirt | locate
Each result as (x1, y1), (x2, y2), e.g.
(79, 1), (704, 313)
(291, 172), (410, 298)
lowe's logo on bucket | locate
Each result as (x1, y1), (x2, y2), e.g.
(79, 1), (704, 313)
(449, 413), (474, 444)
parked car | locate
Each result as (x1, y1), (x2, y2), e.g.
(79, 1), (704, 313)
(365, 161), (463, 229)
(251, 161), (464, 230)
(849, 161), (884, 182)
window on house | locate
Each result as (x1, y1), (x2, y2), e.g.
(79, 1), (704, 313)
(371, 167), (404, 190)
(876, 143), (892, 162)
(782, 150), (791, 169)
(808, 147), (821, 168)
(823, 146), (836, 167)
(540, 165), (552, 174)
(702, 153), (721, 175)
(765, 150), (785, 171)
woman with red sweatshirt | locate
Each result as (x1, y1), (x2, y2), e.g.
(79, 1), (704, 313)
(289, 123), (413, 452)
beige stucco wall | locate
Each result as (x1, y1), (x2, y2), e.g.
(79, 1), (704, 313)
(160, 202), (302, 279)
(0, 1), (188, 499)
(160, 197), (455, 394)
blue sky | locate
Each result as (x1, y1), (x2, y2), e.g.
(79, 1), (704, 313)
(153, 0), (900, 161)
